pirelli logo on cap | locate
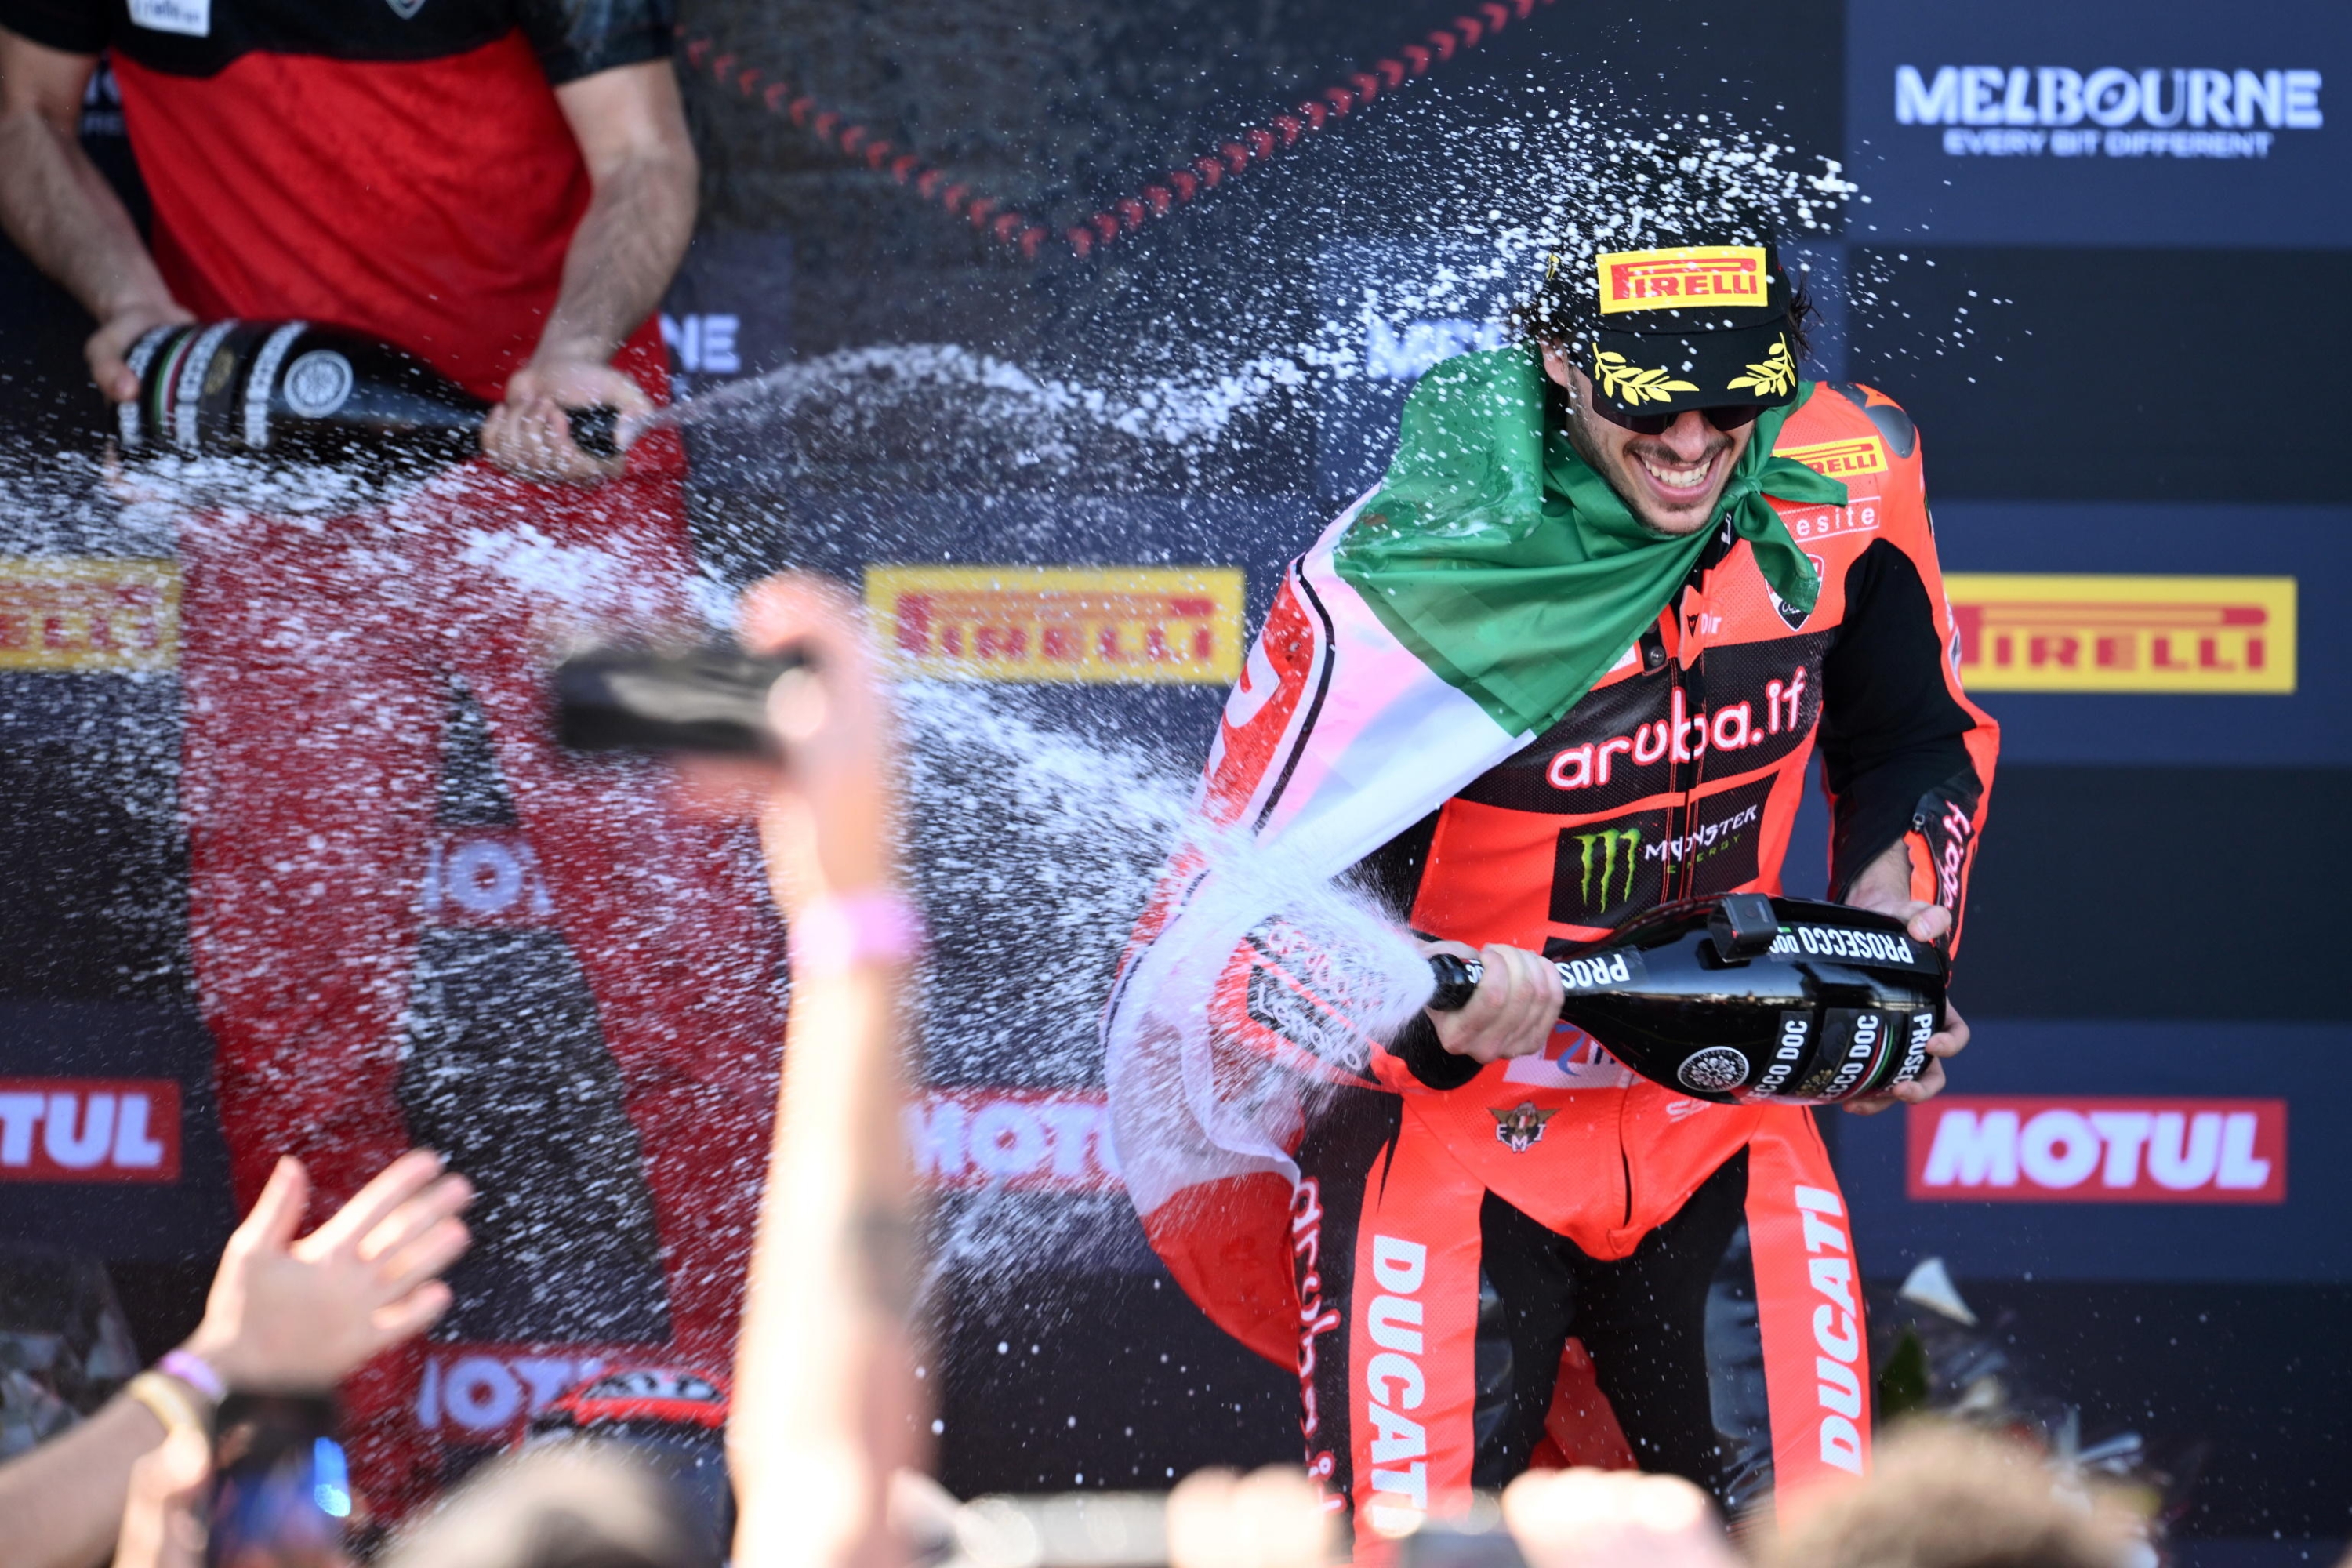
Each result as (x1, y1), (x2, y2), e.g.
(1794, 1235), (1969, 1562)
(1944, 574), (2295, 694)
(1777, 436), (1889, 481)
(866, 564), (1244, 684)
(0, 558), (180, 671)
(1595, 245), (1769, 314)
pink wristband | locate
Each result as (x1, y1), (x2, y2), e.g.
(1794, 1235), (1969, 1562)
(789, 891), (925, 977)
(158, 1348), (225, 1403)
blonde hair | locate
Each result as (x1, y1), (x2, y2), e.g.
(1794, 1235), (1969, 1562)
(1758, 1424), (2145, 1568)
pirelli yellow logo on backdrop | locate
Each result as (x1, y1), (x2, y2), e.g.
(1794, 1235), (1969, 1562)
(1778, 436), (1889, 481)
(1944, 574), (2295, 694)
(1596, 246), (1768, 314)
(0, 558), (180, 670)
(865, 565), (1244, 684)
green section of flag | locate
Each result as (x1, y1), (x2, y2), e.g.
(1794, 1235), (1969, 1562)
(1335, 346), (1845, 736)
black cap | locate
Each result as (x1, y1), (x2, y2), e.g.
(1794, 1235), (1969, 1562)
(1559, 241), (1801, 418)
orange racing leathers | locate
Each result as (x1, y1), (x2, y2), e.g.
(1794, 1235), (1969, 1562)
(1196, 381), (1998, 1527)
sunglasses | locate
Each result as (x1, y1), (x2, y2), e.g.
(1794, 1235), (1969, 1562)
(1584, 398), (1765, 437)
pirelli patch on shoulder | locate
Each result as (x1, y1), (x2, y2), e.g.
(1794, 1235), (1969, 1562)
(1776, 435), (1890, 481)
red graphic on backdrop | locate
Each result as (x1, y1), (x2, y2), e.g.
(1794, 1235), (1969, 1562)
(1907, 1096), (2285, 1203)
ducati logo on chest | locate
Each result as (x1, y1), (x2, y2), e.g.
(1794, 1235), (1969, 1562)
(1490, 1100), (1559, 1152)
(385, 0), (426, 16)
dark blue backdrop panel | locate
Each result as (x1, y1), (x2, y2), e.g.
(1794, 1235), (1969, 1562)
(1842, 1019), (2351, 1283)
(0, 1000), (236, 1259)
(1846, 0), (2352, 248)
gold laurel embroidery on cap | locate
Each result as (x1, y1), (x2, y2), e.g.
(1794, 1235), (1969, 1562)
(1726, 338), (1796, 398)
(1592, 350), (1700, 406)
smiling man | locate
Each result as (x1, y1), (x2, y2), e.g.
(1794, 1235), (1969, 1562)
(1108, 226), (1999, 1538)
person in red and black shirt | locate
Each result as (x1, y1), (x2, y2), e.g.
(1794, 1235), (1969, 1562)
(0, 0), (688, 470)
(0, 0), (787, 1516)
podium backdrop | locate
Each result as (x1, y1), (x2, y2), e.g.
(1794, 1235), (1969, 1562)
(1, 2), (2344, 1555)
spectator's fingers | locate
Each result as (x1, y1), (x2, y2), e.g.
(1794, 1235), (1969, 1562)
(231, 1155), (309, 1254)
(1227, 1467), (1330, 1568)
(1165, 1468), (1241, 1568)
(372, 1215), (472, 1301)
(1508, 1468), (1728, 1568)
(354, 1172), (474, 1266)
(369, 1279), (456, 1345)
(114, 1426), (212, 1568)
(304, 1150), (448, 1255)
(1624, 1472), (1712, 1532)
(737, 573), (868, 666)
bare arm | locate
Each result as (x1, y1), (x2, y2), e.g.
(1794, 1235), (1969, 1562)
(0, 27), (192, 400)
(480, 56), (698, 483)
(0, 1397), (172, 1568)
(0, 1152), (470, 1568)
(699, 579), (919, 1568)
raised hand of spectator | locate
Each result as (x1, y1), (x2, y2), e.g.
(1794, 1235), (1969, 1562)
(110, 1427), (209, 1568)
(183, 1150), (474, 1392)
(742, 573), (898, 909)
(708, 574), (917, 1568)
(1502, 1468), (1742, 1568)
(1166, 1467), (1332, 1568)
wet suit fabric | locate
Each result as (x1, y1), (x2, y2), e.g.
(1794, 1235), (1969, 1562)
(1105, 369), (1996, 1541)
(0, 0), (788, 1517)
(1294, 1098), (1856, 1530)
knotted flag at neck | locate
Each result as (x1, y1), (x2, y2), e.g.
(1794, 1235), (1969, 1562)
(1334, 344), (1845, 738)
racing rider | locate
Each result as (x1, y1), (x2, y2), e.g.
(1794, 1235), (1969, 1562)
(1106, 230), (1997, 1537)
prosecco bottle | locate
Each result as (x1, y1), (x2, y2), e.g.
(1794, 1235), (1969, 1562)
(1425, 892), (1947, 1106)
(117, 320), (619, 467)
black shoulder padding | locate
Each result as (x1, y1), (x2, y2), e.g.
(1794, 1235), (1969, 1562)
(1825, 383), (1918, 459)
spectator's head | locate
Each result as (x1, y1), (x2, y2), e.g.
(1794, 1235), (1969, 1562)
(381, 1446), (714, 1568)
(1759, 1424), (2145, 1568)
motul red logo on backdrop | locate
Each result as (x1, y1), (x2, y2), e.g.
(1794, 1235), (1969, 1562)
(1907, 1096), (2285, 1203)
(904, 1091), (1122, 1191)
(416, 1347), (633, 1436)
(0, 1079), (180, 1181)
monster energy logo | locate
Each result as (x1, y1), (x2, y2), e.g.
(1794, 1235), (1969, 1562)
(1574, 828), (1642, 906)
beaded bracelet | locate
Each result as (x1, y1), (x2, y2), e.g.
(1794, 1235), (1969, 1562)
(158, 1348), (226, 1403)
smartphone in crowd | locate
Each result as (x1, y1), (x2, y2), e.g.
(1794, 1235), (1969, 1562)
(208, 1392), (353, 1568)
